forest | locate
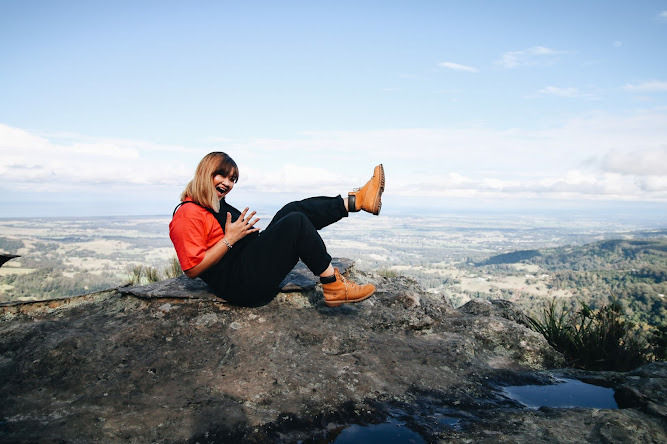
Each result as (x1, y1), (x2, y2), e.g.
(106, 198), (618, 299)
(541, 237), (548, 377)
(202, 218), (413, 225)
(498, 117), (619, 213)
(476, 237), (667, 327)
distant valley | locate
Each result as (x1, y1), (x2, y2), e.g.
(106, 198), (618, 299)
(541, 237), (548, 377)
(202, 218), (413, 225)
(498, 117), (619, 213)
(1, 214), (665, 327)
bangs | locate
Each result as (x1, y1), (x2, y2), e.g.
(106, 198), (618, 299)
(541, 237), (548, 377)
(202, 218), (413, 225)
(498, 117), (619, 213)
(181, 151), (239, 212)
(214, 159), (239, 182)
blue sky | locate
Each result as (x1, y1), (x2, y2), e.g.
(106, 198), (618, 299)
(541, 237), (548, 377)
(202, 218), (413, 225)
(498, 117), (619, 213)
(1, 1), (666, 218)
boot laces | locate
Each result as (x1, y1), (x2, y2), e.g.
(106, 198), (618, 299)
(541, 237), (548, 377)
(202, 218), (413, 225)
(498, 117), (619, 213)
(352, 173), (375, 193)
(336, 270), (351, 302)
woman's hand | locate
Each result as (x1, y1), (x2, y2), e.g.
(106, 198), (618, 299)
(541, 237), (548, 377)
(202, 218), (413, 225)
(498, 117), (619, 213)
(183, 208), (259, 279)
(223, 207), (260, 245)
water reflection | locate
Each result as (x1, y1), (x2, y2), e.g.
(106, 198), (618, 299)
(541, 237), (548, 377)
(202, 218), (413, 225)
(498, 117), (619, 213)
(503, 378), (618, 409)
(299, 419), (426, 444)
(332, 419), (426, 444)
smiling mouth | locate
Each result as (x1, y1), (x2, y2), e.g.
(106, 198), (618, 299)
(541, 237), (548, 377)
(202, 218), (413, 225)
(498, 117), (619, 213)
(216, 186), (227, 194)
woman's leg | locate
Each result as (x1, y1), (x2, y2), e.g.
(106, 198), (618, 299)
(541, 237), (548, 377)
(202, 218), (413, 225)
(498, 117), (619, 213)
(223, 212), (332, 306)
(204, 197), (350, 306)
(266, 161), (384, 230)
(266, 195), (348, 231)
(218, 164), (385, 306)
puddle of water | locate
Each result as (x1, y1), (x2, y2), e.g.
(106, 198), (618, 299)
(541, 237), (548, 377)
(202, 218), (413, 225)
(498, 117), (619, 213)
(503, 378), (618, 409)
(331, 419), (426, 444)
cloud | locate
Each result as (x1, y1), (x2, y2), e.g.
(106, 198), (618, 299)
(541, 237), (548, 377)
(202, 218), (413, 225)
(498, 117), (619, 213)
(639, 175), (667, 192)
(497, 46), (568, 69)
(623, 81), (667, 92)
(538, 86), (581, 98)
(70, 142), (139, 159)
(658, 10), (667, 20)
(0, 124), (50, 150)
(236, 112), (667, 201)
(2, 109), (667, 210)
(532, 86), (598, 100)
(394, 170), (663, 201)
(438, 62), (479, 73)
(0, 123), (195, 192)
(601, 147), (667, 176)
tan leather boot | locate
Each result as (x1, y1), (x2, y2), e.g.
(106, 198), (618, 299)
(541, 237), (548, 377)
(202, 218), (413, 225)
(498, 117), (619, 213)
(322, 268), (375, 307)
(348, 164), (385, 215)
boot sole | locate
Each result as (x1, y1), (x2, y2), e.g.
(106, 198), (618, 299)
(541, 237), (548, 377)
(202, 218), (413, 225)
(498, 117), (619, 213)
(371, 164), (385, 216)
(324, 288), (376, 307)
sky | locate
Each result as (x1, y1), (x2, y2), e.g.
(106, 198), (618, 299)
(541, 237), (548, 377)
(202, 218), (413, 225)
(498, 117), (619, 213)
(1, 1), (666, 219)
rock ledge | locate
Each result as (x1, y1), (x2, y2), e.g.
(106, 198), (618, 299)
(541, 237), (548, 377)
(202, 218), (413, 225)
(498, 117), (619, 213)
(1, 262), (665, 443)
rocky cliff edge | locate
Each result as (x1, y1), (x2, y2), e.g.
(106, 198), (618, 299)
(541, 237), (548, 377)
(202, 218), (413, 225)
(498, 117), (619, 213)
(1, 261), (665, 443)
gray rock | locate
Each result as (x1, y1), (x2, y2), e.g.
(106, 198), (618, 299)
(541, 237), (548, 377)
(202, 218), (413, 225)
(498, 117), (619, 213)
(614, 362), (667, 417)
(435, 407), (667, 443)
(460, 298), (530, 326)
(0, 265), (665, 443)
(279, 257), (353, 292)
(119, 257), (354, 300)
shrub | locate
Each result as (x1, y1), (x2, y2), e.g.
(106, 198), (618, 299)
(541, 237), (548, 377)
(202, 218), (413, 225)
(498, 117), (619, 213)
(648, 323), (667, 361)
(376, 267), (400, 278)
(527, 299), (655, 371)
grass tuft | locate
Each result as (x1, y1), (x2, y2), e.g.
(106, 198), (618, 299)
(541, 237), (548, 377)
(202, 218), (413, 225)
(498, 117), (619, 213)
(125, 256), (183, 285)
(528, 299), (664, 371)
(164, 255), (184, 279)
(376, 267), (400, 278)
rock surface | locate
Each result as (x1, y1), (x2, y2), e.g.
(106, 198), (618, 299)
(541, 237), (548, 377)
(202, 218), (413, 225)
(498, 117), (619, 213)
(0, 262), (665, 443)
(119, 258), (354, 301)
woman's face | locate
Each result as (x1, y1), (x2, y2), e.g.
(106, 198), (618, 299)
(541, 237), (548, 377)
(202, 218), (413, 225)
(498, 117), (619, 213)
(213, 173), (235, 199)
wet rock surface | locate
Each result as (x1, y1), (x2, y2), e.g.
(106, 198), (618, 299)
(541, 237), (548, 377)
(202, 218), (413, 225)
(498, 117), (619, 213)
(1, 262), (665, 443)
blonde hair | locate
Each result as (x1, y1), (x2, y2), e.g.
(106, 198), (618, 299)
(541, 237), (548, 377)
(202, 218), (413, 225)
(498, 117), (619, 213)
(180, 152), (239, 212)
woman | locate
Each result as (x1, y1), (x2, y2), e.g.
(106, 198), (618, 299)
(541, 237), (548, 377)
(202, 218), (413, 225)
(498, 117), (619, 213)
(169, 152), (385, 307)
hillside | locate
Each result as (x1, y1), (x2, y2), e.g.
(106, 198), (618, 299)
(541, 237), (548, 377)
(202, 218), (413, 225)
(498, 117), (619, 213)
(475, 237), (667, 327)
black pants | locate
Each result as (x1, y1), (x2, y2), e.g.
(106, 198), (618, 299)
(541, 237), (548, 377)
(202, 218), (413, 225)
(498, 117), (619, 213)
(200, 195), (348, 306)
